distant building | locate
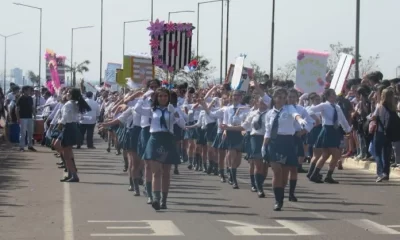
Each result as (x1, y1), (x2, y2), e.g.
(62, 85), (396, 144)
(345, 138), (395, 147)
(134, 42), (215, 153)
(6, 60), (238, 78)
(10, 68), (23, 85)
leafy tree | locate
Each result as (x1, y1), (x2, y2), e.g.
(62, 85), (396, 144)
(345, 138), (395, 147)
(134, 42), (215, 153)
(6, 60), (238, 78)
(250, 62), (268, 82)
(65, 60), (90, 87)
(173, 53), (215, 88)
(27, 71), (40, 85)
(274, 60), (296, 81)
(328, 42), (379, 78)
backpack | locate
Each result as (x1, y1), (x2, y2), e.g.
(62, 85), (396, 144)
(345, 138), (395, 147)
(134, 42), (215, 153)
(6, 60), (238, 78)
(378, 105), (400, 142)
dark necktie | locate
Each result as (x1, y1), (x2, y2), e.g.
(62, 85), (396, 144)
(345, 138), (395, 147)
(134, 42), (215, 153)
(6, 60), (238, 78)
(270, 109), (281, 139)
(254, 111), (267, 130)
(159, 108), (168, 129)
(331, 104), (338, 128)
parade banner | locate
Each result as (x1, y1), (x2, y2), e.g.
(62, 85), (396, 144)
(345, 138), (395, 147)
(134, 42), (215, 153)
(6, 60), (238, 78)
(225, 58), (254, 92)
(330, 53), (354, 95)
(123, 53), (154, 86)
(105, 63), (121, 85)
(295, 49), (329, 94)
(45, 49), (66, 94)
(148, 19), (194, 72)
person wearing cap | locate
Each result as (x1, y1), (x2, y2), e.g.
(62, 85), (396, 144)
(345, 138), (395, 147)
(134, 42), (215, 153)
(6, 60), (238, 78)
(32, 87), (45, 116)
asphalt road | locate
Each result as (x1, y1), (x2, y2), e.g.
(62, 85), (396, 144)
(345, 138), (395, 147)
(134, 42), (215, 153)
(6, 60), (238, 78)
(1, 138), (400, 240)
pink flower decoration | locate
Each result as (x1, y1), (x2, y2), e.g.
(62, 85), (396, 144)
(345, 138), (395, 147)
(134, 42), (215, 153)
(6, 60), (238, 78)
(150, 38), (160, 48)
(176, 23), (186, 31)
(186, 30), (193, 37)
(185, 23), (193, 31)
(165, 22), (176, 32)
(154, 58), (163, 67)
(147, 19), (165, 37)
(297, 52), (305, 61)
(151, 48), (160, 57)
(168, 66), (175, 72)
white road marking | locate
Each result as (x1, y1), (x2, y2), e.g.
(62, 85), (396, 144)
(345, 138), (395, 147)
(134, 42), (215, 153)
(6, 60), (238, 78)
(346, 219), (400, 234)
(218, 220), (322, 236)
(89, 220), (184, 236)
(387, 225), (400, 228)
(64, 183), (74, 240)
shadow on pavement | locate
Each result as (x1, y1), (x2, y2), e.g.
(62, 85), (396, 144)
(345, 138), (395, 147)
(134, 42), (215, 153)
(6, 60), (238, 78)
(0, 143), (32, 218)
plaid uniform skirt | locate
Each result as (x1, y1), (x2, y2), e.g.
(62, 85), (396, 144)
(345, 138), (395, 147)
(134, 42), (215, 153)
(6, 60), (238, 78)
(205, 122), (217, 143)
(142, 132), (180, 165)
(268, 135), (298, 166)
(123, 126), (141, 152)
(196, 128), (207, 145)
(306, 125), (322, 146)
(314, 125), (343, 149)
(212, 132), (224, 149)
(222, 130), (243, 150)
(248, 134), (264, 161)
(138, 126), (151, 158)
(184, 121), (198, 140)
(58, 122), (79, 147)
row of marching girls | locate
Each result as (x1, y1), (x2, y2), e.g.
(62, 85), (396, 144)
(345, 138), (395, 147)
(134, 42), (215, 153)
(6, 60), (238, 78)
(46, 87), (92, 182)
(101, 80), (191, 211)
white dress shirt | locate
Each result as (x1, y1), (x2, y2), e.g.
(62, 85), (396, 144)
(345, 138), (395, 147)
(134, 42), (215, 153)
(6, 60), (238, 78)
(242, 109), (268, 136)
(134, 99), (185, 133)
(209, 106), (227, 133)
(58, 101), (79, 124)
(292, 104), (314, 132)
(264, 105), (301, 138)
(223, 104), (249, 126)
(47, 102), (62, 120)
(308, 102), (351, 133)
(80, 98), (100, 124)
(138, 98), (152, 128)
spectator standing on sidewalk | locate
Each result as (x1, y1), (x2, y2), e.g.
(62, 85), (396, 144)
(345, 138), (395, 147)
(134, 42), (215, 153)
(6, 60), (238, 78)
(16, 86), (36, 152)
(78, 91), (100, 149)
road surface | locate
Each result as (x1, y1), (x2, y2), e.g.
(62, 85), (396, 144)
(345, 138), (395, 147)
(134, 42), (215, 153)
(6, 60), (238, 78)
(1, 138), (400, 240)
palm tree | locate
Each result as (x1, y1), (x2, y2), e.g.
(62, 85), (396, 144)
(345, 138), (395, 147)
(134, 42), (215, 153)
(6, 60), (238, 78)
(27, 71), (40, 86)
(65, 60), (90, 87)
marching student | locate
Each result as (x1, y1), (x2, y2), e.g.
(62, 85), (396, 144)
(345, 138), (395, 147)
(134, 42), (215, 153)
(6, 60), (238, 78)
(286, 89), (314, 202)
(306, 93), (323, 179)
(262, 88), (308, 211)
(134, 88), (185, 211)
(221, 90), (250, 189)
(307, 88), (352, 184)
(57, 88), (91, 182)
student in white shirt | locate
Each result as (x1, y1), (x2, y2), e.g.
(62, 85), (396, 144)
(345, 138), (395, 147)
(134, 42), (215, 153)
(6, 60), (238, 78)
(307, 89), (352, 184)
(204, 93), (230, 183)
(170, 91), (187, 175)
(287, 89), (314, 202)
(221, 90), (250, 189)
(262, 88), (307, 211)
(78, 91), (100, 149)
(134, 88), (185, 211)
(55, 88), (91, 183)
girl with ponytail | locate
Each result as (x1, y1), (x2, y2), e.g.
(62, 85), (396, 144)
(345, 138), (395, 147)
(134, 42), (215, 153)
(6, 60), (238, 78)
(55, 88), (91, 182)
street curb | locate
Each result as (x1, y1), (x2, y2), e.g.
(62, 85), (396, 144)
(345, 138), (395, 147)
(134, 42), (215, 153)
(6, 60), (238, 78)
(339, 157), (400, 177)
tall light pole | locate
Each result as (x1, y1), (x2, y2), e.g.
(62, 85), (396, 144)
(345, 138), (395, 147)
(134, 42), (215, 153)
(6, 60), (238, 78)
(13, 2), (42, 87)
(270, 0), (275, 80)
(151, 0), (154, 21)
(100, 0), (104, 85)
(396, 66), (400, 78)
(225, 0), (230, 77)
(355, 0), (361, 79)
(197, 0), (226, 84)
(71, 26), (94, 86)
(123, 20), (148, 56)
(0, 32), (22, 91)
(168, 10), (195, 22)
(220, 0), (224, 83)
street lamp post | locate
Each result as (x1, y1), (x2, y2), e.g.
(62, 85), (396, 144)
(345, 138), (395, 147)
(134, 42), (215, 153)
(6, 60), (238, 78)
(0, 32), (22, 91)
(396, 66), (400, 78)
(197, 0), (226, 84)
(270, 0), (275, 81)
(100, 0), (104, 85)
(13, 2), (42, 87)
(355, 0), (361, 79)
(151, 0), (154, 21)
(168, 10), (195, 22)
(123, 20), (148, 56)
(71, 26), (94, 86)
(225, 0), (230, 77)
